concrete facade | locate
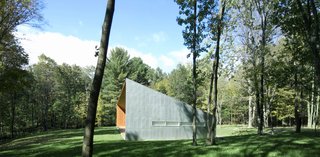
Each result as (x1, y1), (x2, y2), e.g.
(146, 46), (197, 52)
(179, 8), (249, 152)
(116, 79), (208, 141)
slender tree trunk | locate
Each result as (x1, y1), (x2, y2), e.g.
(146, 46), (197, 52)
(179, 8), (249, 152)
(248, 80), (253, 128)
(218, 101), (222, 125)
(31, 98), (34, 128)
(206, 69), (214, 140)
(191, 0), (198, 146)
(43, 80), (50, 132)
(313, 82), (319, 129)
(308, 88), (313, 128)
(264, 95), (269, 127)
(43, 94), (48, 131)
(208, 1), (226, 145)
(248, 94), (253, 128)
(10, 92), (16, 138)
(315, 92), (319, 132)
(258, 12), (266, 135)
(253, 57), (261, 134)
(294, 70), (301, 133)
(309, 74), (317, 128)
(82, 0), (115, 156)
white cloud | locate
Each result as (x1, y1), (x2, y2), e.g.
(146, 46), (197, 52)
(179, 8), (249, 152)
(112, 45), (159, 69)
(16, 26), (191, 73)
(169, 48), (191, 65)
(16, 26), (98, 67)
(111, 45), (191, 72)
(159, 55), (175, 72)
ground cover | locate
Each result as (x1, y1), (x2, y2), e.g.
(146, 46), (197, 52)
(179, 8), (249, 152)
(0, 126), (319, 157)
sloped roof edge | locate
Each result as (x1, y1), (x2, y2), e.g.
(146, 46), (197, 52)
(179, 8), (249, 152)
(123, 78), (208, 114)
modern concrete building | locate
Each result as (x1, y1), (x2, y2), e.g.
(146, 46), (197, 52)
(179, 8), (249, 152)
(116, 78), (208, 141)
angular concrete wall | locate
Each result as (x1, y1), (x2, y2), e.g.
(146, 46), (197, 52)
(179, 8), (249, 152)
(124, 79), (208, 141)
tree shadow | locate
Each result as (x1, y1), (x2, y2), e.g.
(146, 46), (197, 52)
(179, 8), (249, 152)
(96, 127), (320, 157)
(1, 127), (320, 157)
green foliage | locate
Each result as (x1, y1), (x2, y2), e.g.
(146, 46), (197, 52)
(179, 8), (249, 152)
(272, 88), (295, 121)
(152, 78), (170, 95)
(167, 64), (193, 104)
(0, 33), (31, 138)
(175, 0), (209, 56)
(128, 57), (151, 86)
(97, 47), (155, 126)
(0, 0), (43, 44)
(54, 64), (90, 128)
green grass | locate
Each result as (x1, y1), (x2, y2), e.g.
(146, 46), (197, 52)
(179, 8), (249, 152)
(1, 126), (320, 157)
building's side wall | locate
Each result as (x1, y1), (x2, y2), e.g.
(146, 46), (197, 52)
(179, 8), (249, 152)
(125, 79), (207, 141)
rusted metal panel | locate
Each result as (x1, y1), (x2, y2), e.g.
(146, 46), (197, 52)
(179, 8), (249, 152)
(116, 105), (126, 128)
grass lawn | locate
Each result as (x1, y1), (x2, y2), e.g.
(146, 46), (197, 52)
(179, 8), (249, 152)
(1, 126), (320, 157)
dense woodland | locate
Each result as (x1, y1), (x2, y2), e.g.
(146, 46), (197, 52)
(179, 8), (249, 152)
(1, 0), (320, 148)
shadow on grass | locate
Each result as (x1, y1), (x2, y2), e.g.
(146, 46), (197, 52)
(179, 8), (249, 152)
(1, 127), (320, 157)
(92, 128), (320, 157)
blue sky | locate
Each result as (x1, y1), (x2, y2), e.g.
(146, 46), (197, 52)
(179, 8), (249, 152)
(17, 0), (191, 72)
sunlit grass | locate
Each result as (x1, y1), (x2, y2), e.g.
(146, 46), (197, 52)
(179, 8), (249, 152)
(0, 126), (319, 157)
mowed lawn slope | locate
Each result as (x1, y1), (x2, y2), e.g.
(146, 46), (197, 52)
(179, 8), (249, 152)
(1, 126), (320, 157)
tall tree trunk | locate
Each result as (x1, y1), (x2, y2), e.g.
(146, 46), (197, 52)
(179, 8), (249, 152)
(206, 68), (214, 140)
(248, 94), (253, 128)
(248, 80), (253, 128)
(294, 70), (301, 133)
(259, 14), (266, 136)
(31, 99), (34, 128)
(265, 85), (276, 127)
(264, 95), (269, 127)
(43, 95), (48, 131)
(253, 57), (261, 134)
(315, 92), (319, 132)
(218, 101), (222, 125)
(254, 0), (268, 135)
(313, 82), (319, 129)
(10, 92), (16, 138)
(309, 73), (317, 128)
(191, 0), (198, 146)
(82, 0), (115, 156)
(308, 86), (314, 128)
(207, 0), (226, 145)
(264, 87), (270, 128)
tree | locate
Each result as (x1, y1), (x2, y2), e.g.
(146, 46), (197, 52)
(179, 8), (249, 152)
(82, 0), (115, 156)
(206, 0), (227, 145)
(0, 34), (30, 138)
(238, 1), (260, 131)
(168, 64), (193, 104)
(98, 47), (131, 126)
(175, 0), (208, 146)
(55, 64), (89, 128)
(128, 57), (151, 86)
(295, 0), (320, 82)
(97, 47), (153, 126)
(0, 0), (43, 44)
(236, 0), (277, 135)
(0, 0), (43, 138)
(32, 54), (57, 131)
(273, 0), (320, 132)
